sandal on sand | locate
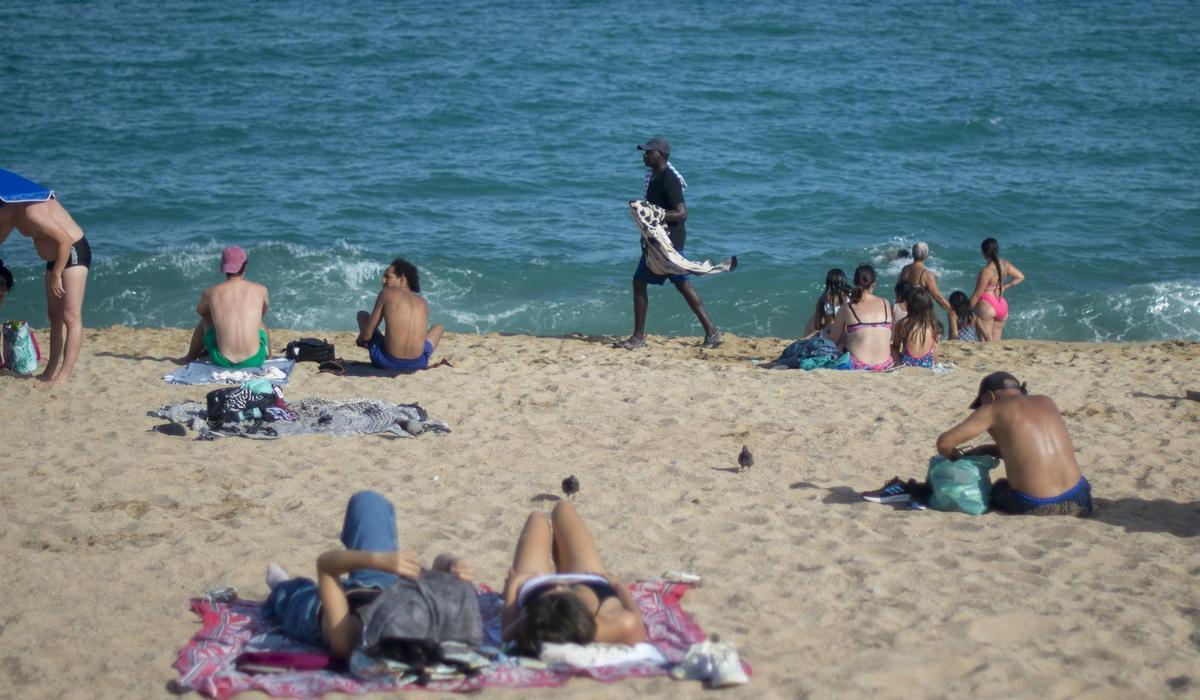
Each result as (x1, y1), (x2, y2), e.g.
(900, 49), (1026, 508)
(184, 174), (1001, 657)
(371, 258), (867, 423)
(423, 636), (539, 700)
(701, 330), (725, 349)
(612, 336), (647, 350)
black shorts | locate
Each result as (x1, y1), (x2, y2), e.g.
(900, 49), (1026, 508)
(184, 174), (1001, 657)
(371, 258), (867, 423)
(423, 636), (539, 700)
(46, 236), (92, 271)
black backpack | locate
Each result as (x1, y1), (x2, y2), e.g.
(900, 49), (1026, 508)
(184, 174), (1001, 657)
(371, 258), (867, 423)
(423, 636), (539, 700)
(285, 337), (335, 363)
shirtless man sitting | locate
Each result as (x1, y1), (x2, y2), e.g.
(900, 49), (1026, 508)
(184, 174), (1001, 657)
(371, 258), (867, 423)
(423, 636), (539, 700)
(0, 194), (91, 384)
(355, 258), (443, 371)
(180, 246), (271, 368)
(936, 371), (1093, 516)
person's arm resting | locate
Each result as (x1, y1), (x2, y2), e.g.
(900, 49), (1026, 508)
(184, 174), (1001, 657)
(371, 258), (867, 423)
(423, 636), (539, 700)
(317, 549), (420, 659)
(357, 294), (386, 347)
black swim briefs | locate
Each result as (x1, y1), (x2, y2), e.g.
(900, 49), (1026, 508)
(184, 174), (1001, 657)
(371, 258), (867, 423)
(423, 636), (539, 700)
(45, 236), (92, 271)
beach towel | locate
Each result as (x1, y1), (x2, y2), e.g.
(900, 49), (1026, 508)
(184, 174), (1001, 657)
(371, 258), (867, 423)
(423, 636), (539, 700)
(174, 580), (742, 698)
(164, 359), (295, 386)
(770, 337), (852, 370)
(629, 200), (738, 278)
(149, 397), (450, 440)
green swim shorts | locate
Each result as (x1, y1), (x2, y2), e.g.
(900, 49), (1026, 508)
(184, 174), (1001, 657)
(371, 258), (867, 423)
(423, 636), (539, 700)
(203, 328), (269, 369)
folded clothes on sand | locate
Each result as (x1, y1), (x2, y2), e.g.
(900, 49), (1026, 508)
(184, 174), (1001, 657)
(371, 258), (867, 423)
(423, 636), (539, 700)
(149, 397), (450, 440)
(174, 580), (746, 698)
(164, 359), (295, 386)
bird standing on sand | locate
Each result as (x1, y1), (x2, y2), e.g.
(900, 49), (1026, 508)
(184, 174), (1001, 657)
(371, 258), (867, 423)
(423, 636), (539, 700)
(737, 445), (754, 472)
(562, 475), (580, 501)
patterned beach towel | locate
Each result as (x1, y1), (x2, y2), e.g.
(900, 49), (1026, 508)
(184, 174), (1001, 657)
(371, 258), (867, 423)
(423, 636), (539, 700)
(629, 200), (738, 278)
(149, 397), (450, 440)
(164, 358), (295, 386)
(174, 581), (743, 698)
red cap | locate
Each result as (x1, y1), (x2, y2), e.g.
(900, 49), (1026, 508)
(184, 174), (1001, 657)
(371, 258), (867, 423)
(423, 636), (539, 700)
(221, 246), (247, 274)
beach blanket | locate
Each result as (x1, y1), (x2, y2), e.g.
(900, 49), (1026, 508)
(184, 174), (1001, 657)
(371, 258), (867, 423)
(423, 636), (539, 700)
(149, 397), (450, 440)
(175, 581), (740, 698)
(629, 200), (738, 278)
(164, 359), (295, 386)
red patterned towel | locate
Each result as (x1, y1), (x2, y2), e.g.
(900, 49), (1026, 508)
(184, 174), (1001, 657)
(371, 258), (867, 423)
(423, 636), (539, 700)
(174, 580), (744, 698)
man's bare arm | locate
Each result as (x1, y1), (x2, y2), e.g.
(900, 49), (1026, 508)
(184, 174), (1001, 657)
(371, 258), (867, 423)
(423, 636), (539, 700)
(196, 289), (212, 319)
(356, 293), (387, 346)
(936, 406), (995, 460)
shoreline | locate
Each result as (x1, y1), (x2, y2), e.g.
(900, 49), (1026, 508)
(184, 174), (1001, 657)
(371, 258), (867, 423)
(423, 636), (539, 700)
(1, 327), (1198, 697)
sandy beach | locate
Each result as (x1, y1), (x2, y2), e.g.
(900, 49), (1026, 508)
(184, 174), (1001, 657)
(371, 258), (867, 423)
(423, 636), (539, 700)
(1, 327), (1198, 699)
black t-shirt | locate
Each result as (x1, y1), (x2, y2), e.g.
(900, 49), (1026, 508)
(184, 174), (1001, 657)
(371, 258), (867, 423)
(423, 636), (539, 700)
(645, 167), (686, 250)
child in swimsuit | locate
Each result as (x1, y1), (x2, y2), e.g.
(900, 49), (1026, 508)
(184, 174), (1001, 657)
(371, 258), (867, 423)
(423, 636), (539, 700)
(949, 291), (979, 341)
(501, 502), (646, 654)
(893, 287), (940, 368)
(803, 267), (852, 337)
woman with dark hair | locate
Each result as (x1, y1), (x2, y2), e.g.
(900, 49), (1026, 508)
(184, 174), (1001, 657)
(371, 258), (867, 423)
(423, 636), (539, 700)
(893, 287), (940, 367)
(802, 268), (852, 337)
(971, 238), (1025, 341)
(949, 291), (980, 341)
(892, 280), (914, 322)
(827, 264), (895, 371)
(502, 502), (646, 655)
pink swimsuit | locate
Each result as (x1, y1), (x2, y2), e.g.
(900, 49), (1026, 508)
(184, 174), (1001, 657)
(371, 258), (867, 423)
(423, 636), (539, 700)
(979, 292), (1009, 320)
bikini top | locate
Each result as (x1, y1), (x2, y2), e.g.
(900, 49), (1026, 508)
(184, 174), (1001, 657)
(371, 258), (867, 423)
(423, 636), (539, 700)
(516, 573), (617, 611)
(846, 299), (893, 334)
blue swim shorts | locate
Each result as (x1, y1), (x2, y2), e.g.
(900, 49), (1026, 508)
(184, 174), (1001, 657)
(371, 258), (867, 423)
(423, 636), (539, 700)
(991, 476), (1093, 516)
(368, 332), (433, 371)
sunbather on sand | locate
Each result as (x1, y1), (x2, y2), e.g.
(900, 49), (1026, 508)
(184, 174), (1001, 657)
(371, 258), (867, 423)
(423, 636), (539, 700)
(262, 491), (479, 659)
(502, 502), (647, 654)
(179, 246), (271, 368)
(356, 257), (443, 371)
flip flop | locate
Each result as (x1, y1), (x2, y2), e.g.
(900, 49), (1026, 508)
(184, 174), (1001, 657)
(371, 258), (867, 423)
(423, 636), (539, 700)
(317, 359), (347, 376)
(612, 336), (647, 350)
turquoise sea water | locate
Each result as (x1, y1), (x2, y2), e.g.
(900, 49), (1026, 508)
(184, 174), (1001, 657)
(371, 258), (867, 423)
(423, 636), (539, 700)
(3, 2), (1198, 341)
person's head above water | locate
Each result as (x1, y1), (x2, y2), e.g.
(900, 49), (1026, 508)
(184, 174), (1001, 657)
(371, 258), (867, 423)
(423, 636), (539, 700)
(969, 371), (1028, 409)
(512, 589), (597, 655)
(387, 257), (421, 293)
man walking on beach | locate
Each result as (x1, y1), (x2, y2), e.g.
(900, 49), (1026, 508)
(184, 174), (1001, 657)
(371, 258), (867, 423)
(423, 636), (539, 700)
(179, 246), (271, 368)
(936, 371), (1093, 515)
(614, 136), (723, 350)
(356, 257), (443, 371)
(0, 193), (91, 385)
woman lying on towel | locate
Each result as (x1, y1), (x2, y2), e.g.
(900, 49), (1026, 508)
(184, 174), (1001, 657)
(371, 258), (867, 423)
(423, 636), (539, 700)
(262, 490), (481, 660)
(501, 502), (647, 655)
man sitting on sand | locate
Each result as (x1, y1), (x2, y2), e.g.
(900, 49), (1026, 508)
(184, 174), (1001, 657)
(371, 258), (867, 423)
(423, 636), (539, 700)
(356, 257), (443, 371)
(180, 246), (271, 368)
(936, 371), (1093, 515)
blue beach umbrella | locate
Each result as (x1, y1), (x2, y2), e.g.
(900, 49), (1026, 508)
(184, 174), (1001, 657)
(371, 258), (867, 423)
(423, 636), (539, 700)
(0, 168), (53, 204)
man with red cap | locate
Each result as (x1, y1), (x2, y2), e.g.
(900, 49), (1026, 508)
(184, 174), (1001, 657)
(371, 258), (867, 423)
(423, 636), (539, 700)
(179, 245), (271, 368)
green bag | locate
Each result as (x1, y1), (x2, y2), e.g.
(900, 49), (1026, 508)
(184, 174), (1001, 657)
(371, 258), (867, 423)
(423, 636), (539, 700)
(926, 454), (1001, 515)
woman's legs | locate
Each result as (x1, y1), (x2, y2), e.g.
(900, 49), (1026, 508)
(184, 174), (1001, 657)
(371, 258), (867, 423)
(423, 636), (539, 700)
(993, 316), (1007, 341)
(550, 502), (606, 575)
(510, 511), (555, 577)
(974, 299), (996, 341)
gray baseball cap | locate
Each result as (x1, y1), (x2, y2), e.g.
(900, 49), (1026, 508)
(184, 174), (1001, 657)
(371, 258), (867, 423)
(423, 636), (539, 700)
(637, 136), (671, 156)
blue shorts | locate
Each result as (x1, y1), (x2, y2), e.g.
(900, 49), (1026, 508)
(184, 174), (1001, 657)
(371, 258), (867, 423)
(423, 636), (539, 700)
(634, 253), (691, 286)
(991, 476), (1093, 516)
(368, 332), (433, 371)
